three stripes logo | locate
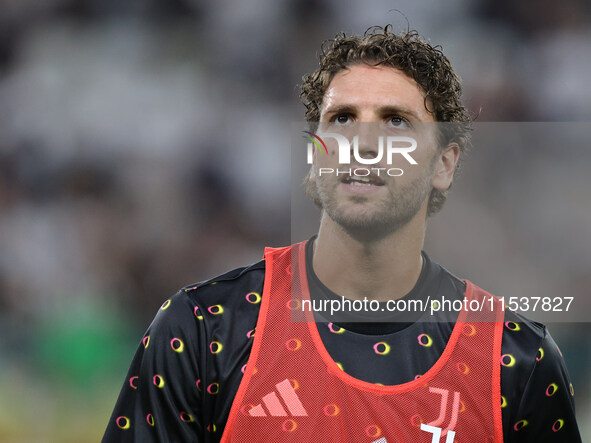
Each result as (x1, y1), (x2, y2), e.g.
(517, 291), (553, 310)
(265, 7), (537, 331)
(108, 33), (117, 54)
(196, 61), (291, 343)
(246, 382), (459, 442)
(248, 379), (308, 417)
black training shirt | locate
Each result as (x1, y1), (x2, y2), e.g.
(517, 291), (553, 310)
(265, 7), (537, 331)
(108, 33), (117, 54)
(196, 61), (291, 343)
(103, 240), (581, 442)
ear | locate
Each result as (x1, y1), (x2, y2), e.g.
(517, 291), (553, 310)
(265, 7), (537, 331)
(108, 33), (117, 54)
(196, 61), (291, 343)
(431, 142), (460, 191)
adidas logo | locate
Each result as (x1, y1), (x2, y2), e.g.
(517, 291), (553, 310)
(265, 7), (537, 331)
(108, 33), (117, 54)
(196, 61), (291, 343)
(248, 379), (308, 417)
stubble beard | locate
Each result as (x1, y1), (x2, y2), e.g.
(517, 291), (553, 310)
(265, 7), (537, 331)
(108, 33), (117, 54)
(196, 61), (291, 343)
(313, 165), (435, 243)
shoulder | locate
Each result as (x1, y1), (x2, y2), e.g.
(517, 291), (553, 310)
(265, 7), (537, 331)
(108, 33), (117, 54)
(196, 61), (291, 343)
(182, 259), (266, 307)
(501, 310), (547, 376)
(501, 309), (571, 389)
(462, 280), (548, 360)
(462, 281), (559, 386)
(148, 259), (266, 333)
(183, 259), (266, 294)
(473, 286), (553, 377)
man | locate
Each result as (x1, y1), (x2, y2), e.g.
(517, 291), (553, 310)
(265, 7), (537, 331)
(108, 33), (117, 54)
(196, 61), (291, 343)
(103, 26), (581, 442)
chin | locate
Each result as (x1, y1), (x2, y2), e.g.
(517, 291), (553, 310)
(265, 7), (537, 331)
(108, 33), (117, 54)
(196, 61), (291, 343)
(327, 199), (425, 239)
(330, 213), (404, 241)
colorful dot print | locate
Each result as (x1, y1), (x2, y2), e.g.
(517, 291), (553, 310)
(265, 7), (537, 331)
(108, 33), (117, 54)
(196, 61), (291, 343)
(552, 419), (564, 432)
(323, 404), (340, 416)
(208, 304), (224, 315)
(456, 362), (470, 375)
(410, 414), (422, 428)
(153, 375), (165, 388)
(285, 338), (302, 351)
(207, 382), (220, 395)
(463, 324), (476, 337)
(365, 424), (382, 438)
(459, 400), (466, 413)
(194, 306), (203, 320)
(245, 292), (261, 304)
(373, 341), (391, 355)
(105, 259), (580, 442)
(180, 411), (195, 423)
(514, 419), (528, 431)
(546, 383), (558, 397)
(170, 338), (184, 353)
(286, 299), (301, 310)
(328, 323), (345, 334)
(282, 419), (297, 432)
(210, 341), (223, 354)
(505, 321), (520, 331)
(501, 354), (516, 367)
(116, 416), (130, 430)
(417, 333), (433, 347)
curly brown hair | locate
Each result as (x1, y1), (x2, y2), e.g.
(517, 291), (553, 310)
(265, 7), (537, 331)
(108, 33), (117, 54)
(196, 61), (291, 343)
(300, 25), (472, 216)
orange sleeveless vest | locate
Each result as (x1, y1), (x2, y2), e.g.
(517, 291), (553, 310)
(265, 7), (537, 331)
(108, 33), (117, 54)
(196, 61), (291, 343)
(221, 242), (504, 442)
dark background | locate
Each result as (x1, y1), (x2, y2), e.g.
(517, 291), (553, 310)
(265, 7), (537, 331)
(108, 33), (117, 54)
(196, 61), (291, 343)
(0, 0), (590, 440)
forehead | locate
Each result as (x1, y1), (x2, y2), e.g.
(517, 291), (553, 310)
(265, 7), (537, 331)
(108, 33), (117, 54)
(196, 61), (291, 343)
(320, 64), (434, 122)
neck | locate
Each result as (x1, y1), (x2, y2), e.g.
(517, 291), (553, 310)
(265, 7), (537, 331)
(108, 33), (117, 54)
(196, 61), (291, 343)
(312, 212), (426, 302)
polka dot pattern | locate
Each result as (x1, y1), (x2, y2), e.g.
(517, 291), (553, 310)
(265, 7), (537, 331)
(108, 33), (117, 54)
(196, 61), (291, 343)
(373, 341), (391, 355)
(104, 252), (580, 442)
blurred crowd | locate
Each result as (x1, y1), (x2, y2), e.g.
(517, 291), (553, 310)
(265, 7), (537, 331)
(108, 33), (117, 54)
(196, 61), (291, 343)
(0, 0), (590, 440)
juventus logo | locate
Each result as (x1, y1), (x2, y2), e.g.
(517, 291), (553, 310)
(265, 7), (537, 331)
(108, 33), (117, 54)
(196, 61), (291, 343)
(420, 424), (455, 443)
(419, 387), (460, 442)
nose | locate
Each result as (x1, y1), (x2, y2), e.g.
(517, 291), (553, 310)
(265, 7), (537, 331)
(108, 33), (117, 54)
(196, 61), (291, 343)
(352, 122), (383, 163)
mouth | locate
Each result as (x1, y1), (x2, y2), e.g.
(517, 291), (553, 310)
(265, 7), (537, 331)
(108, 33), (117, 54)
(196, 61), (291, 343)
(341, 174), (385, 187)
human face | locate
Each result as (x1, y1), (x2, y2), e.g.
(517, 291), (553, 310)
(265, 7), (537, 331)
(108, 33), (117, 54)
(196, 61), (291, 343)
(310, 64), (446, 239)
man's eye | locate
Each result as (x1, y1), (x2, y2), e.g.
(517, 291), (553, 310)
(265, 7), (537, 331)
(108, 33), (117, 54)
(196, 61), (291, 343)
(334, 114), (351, 125)
(388, 116), (409, 128)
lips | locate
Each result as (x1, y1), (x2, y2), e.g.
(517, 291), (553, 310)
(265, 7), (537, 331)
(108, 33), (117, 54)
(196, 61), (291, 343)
(341, 173), (385, 187)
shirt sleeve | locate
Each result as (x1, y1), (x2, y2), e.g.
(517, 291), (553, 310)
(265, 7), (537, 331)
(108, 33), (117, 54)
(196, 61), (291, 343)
(102, 290), (203, 442)
(505, 328), (581, 443)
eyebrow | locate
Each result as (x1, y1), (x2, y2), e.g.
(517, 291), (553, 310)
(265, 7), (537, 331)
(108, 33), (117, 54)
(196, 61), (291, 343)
(321, 104), (425, 121)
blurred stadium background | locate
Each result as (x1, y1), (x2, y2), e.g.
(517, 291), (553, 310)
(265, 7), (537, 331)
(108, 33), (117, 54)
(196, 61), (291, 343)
(0, 0), (590, 441)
